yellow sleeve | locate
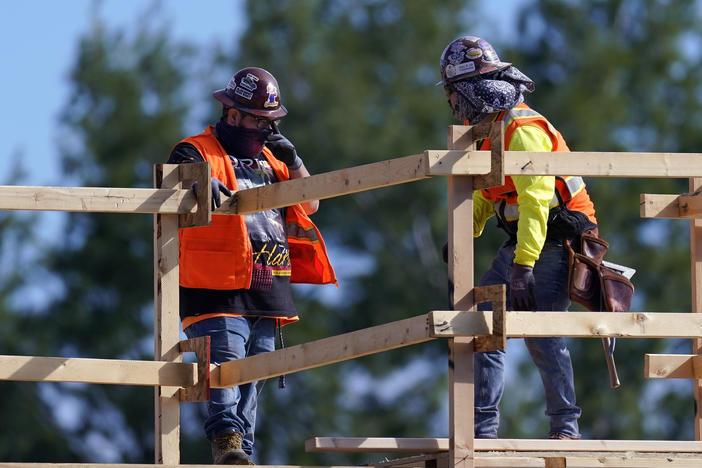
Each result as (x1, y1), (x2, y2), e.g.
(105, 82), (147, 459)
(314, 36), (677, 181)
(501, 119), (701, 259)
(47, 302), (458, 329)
(473, 189), (494, 237)
(509, 125), (555, 267)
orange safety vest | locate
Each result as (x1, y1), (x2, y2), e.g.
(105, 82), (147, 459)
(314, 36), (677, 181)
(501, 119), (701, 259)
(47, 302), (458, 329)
(476, 103), (596, 225)
(178, 126), (337, 290)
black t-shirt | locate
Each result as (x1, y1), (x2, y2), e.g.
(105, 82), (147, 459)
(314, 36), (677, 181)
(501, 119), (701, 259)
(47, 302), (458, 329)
(168, 141), (296, 320)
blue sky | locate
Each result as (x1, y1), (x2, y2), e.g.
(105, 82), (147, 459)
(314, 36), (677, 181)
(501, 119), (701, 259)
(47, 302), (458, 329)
(1, 0), (521, 188)
(1, 0), (245, 187)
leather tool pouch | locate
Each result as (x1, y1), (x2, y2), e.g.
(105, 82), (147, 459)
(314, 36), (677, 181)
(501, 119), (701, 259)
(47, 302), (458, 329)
(567, 229), (634, 312)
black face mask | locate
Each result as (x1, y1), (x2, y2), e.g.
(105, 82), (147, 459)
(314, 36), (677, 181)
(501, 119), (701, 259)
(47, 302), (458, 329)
(215, 120), (272, 158)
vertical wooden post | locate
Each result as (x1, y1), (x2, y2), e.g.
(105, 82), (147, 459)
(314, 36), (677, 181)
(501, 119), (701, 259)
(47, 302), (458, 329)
(690, 178), (702, 440)
(447, 125), (475, 468)
(154, 165), (183, 464)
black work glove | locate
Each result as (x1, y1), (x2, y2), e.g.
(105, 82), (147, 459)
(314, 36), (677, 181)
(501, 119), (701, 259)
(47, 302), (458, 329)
(266, 123), (303, 170)
(192, 177), (231, 210)
(509, 263), (536, 311)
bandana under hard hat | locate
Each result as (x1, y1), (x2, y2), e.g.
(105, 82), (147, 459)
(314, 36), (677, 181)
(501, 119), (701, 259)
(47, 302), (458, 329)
(451, 65), (535, 124)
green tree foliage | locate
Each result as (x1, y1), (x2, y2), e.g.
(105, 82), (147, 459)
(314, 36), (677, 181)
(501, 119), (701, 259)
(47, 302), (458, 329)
(494, 0), (702, 440)
(28, 15), (198, 463)
(0, 163), (76, 461)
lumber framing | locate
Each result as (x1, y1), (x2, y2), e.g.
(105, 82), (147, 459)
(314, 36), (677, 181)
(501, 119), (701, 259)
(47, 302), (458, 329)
(305, 437), (702, 454)
(218, 314), (433, 387)
(0, 355), (196, 386)
(645, 354), (702, 379)
(153, 165), (183, 464)
(214, 153), (430, 215)
(690, 178), (702, 440)
(0, 185), (197, 214)
(427, 150), (702, 178)
(640, 193), (702, 218)
(429, 311), (702, 338)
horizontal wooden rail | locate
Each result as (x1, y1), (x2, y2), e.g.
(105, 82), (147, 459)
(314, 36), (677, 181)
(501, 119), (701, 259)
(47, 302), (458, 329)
(306, 436), (702, 454)
(641, 193), (702, 218)
(0, 186), (197, 214)
(429, 311), (702, 338)
(5, 152), (702, 216)
(219, 314), (433, 387)
(427, 150), (702, 178)
(645, 354), (702, 379)
(0, 355), (197, 387)
(215, 153), (430, 215)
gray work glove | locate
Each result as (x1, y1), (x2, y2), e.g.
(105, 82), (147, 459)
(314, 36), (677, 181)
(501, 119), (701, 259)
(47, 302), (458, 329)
(192, 177), (231, 210)
(510, 263), (536, 311)
(266, 122), (303, 170)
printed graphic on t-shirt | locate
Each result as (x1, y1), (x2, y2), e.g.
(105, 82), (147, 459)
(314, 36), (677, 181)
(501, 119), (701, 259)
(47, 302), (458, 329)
(231, 155), (291, 290)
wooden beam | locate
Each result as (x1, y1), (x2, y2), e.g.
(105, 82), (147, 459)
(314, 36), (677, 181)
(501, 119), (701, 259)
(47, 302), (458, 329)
(640, 194), (681, 218)
(429, 311), (702, 338)
(218, 315), (433, 387)
(0, 355), (196, 386)
(153, 165), (183, 464)
(426, 150), (702, 178)
(0, 185), (196, 214)
(215, 153), (430, 215)
(446, 124), (477, 468)
(305, 437), (702, 454)
(645, 354), (702, 379)
(641, 193), (702, 218)
(691, 178), (702, 440)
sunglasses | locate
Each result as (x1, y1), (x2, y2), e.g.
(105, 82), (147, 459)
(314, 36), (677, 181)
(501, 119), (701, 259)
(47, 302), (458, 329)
(241, 111), (279, 130)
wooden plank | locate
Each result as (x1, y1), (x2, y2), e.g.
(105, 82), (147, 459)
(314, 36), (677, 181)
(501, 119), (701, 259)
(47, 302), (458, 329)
(305, 437), (702, 453)
(446, 124), (476, 468)
(426, 150), (702, 178)
(691, 177), (702, 440)
(178, 162), (211, 228)
(472, 121), (505, 190)
(218, 315), (432, 387)
(429, 311), (702, 338)
(153, 165), (182, 464)
(641, 193), (702, 219)
(563, 457), (702, 467)
(0, 355), (195, 386)
(178, 336), (210, 402)
(473, 285), (507, 352)
(0, 185), (196, 214)
(214, 153), (429, 215)
(640, 194), (681, 218)
(644, 354), (700, 379)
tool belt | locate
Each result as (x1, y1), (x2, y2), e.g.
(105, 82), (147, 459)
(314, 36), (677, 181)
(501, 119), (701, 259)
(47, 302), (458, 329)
(566, 229), (634, 312)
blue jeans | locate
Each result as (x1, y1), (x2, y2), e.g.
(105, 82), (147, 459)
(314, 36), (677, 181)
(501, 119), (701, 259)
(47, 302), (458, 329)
(474, 240), (581, 439)
(184, 316), (276, 455)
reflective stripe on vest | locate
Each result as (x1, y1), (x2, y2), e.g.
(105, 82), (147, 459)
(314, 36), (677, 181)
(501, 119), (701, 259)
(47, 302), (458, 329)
(286, 222), (320, 243)
(490, 176), (586, 221)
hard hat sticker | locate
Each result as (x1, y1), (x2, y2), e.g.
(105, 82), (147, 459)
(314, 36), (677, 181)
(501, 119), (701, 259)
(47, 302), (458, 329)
(264, 83), (279, 108)
(446, 61), (476, 78)
(467, 48), (483, 59)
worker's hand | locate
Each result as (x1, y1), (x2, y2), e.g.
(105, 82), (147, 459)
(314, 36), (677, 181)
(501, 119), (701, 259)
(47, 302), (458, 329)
(192, 177), (231, 210)
(266, 124), (303, 170)
(509, 263), (536, 311)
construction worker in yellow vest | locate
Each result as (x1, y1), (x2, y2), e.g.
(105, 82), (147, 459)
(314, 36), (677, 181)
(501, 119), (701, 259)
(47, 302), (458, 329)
(439, 35), (598, 440)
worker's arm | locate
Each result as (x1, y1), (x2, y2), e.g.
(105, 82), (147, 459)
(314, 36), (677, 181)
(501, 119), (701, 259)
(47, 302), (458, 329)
(473, 189), (495, 237)
(509, 125), (555, 267)
(267, 123), (318, 215)
(288, 163), (319, 215)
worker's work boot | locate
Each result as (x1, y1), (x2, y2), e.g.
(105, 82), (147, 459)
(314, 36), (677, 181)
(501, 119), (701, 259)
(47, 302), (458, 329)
(211, 431), (253, 465)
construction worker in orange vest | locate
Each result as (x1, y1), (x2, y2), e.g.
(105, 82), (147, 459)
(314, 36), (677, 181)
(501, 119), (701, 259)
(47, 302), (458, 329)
(439, 35), (598, 440)
(168, 67), (336, 464)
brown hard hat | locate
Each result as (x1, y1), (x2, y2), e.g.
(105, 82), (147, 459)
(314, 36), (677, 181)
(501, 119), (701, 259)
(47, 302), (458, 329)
(213, 67), (288, 119)
(437, 35), (511, 86)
